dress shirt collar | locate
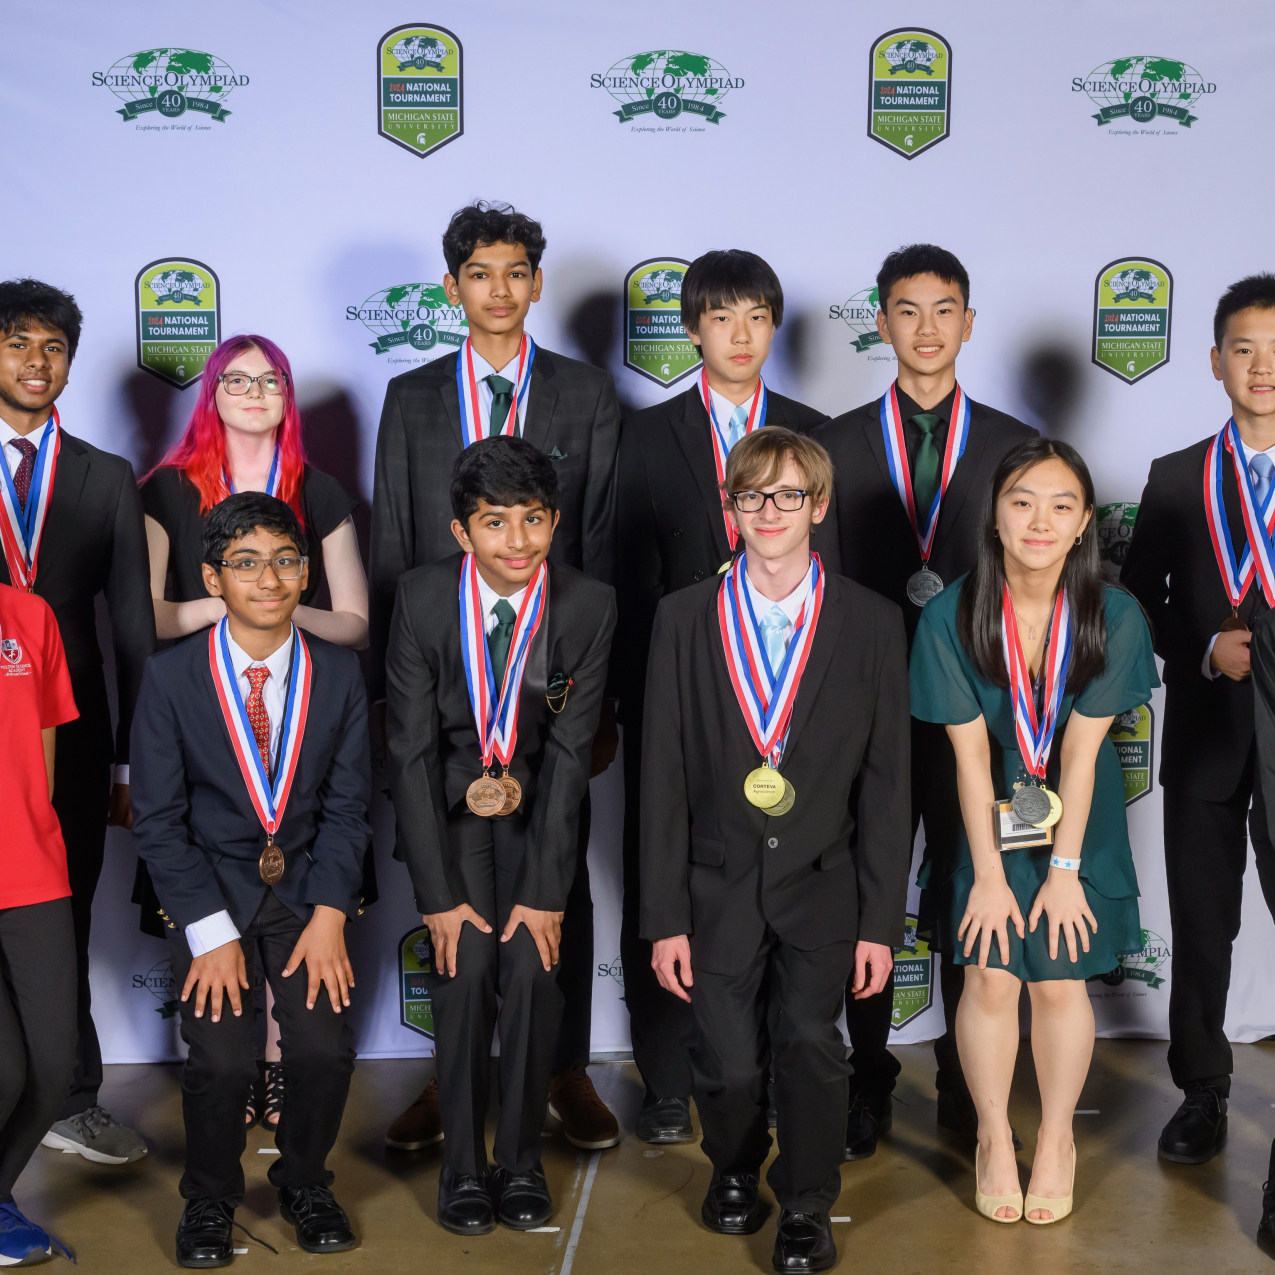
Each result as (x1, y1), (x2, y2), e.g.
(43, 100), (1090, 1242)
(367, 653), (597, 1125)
(894, 383), (956, 427)
(1236, 436), (1275, 465)
(475, 567), (529, 635)
(225, 625), (294, 684)
(707, 384), (759, 433)
(744, 557), (813, 628)
(0, 414), (51, 462)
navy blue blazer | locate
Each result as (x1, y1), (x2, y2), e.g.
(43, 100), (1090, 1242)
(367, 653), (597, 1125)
(130, 628), (372, 933)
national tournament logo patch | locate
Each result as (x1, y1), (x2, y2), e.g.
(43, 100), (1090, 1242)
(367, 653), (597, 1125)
(623, 258), (701, 387)
(135, 258), (220, 389)
(891, 916), (933, 1029)
(1109, 703), (1153, 805)
(1092, 258), (1172, 384)
(95, 47), (246, 124)
(350, 283), (467, 360)
(594, 50), (741, 126)
(1075, 56), (1215, 130)
(399, 927), (435, 1038)
(378, 24), (463, 157)
(868, 29), (951, 158)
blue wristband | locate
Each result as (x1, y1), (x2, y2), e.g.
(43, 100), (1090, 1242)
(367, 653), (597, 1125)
(1049, 855), (1081, 872)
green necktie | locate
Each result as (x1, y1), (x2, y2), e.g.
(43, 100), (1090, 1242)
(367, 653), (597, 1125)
(487, 598), (517, 686)
(486, 373), (514, 436)
(911, 412), (942, 519)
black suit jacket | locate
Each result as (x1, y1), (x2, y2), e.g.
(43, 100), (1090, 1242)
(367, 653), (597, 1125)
(1121, 437), (1260, 800)
(615, 386), (828, 719)
(369, 347), (620, 698)
(813, 393), (1036, 642)
(386, 555), (616, 915)
(0, 428), (154, 762)
(639, 569), (911, 974)
(130, 630), (372, 931)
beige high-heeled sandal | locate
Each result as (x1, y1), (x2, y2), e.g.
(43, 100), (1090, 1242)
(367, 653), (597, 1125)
(1024, 1143), (1076, 1225)
(974, 1145), (1023, 1223)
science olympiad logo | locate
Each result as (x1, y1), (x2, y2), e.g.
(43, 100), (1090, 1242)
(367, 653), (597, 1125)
(1092, 929), (1170, 991)
(135, 258), (220, 390)
(1074, 56), (1215, 130)
(868, 28), (951, 158)
(623, 258), (701, 387)
(829, 287), (887, 353)
(1092, 258), (1172, 384)
(378, 23), (463, 157)
(132, 958), (180, 1019)
(1097, 500), (1138, 576)
(350, 283), (467, 363)
(94, 48), (245, 123)
(399, 927), (435, 1039)
(593, 50), (741, 126)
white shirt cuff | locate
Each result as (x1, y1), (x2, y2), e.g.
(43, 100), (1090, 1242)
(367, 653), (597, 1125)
(185, 910), (241, 957)
(1202, 633), (1222, 680)
(111, 764), (130, 785)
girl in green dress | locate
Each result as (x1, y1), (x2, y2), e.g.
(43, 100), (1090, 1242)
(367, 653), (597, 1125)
(910, 438), (1158, 1226)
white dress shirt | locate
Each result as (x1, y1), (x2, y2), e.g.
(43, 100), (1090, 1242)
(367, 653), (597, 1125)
(0, 415), (52, 478)
(475, 571), (528, 636)
(708, 385), (758, 447)
(743, 559), (813, 655)
(185, 628), (296, 957)
(469, 348), (529, 434)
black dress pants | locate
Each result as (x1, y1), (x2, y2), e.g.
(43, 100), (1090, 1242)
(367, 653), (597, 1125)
(619, 716), (695, 1098)
(552, 789), (593, 1075)
(690, 929), (853, 1212)
(0, 899), (77, 1199)
(167, 892), (355, 1205)
(429, 814), (564, 1177)
(1164, 745), (1275, 1094)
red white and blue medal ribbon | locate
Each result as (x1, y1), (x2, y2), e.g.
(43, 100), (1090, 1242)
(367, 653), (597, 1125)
(208, 618), (312, 837)
(458, 553), (547, 770)
(0, 406), (60, 591)
(1203, 418), (1275, 609)
(879, 382), (969, 562)
(455, 334), (537, 448)
(702, 367), (768, 552)
(718, 552), (823, 766)
(1001, 583), (1072, 783)
(222, 446), (281, 500)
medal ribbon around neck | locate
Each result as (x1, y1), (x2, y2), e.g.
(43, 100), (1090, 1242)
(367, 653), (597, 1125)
(458, 553), (548, 771)
(701, 366), (768, 552)
(1204, 418), (1275, 610)
(1001, 582), (1072, 784)
(222, 445), (281, 500)
(456, 334), (537, 448)
(718, 552), (823, 767)
(879, 383), (970, 562)
(0, 406), (61, 591)
(208, 618), (312, 838)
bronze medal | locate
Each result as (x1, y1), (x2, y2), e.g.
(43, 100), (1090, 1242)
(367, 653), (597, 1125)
(466, 775), (508, 817)
(765, 778), (796, 817)
(497, 769), (522, 816)
(1220, 611), (1249, 633)
(259, 836), (285, 885)
(744, 765), (785, 809)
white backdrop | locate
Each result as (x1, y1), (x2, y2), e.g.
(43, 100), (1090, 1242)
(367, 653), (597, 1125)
(7, 0), (1275, 1061)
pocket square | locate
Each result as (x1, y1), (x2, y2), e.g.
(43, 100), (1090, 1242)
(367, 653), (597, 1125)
(547, 445), (569, 461)
(546, 670), (573, 713)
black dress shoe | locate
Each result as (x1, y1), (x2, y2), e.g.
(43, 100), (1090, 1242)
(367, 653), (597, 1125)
(701, 1171), (764, 1234)
(278, 1185), (355, 1253)
(937, 1089), (1023, 1151)
(636, 1092), (695, 1144)
(844, 1090), (891, 1161)
(1158, 1085), (1228, 1164)
(492, 1164), (553, 1230)
(1258, 1180), (1275, 1259)
(437, 1168), (496, 1236)
(772, 1210), (836, 1273)
(176, 1198), (235, 1269)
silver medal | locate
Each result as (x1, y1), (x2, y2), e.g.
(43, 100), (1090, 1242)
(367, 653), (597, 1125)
(906, 566), (944, 607)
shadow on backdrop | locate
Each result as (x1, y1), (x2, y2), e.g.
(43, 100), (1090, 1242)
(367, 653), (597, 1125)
(566, 288), (638, 416)
(298, 381), (371, 576)
(1019, 343), (1084, 439)
(122, 369), (181, 476)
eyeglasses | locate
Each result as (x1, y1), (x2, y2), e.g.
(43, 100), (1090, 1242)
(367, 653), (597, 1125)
(218, 555), (308, 581)
(728, 489), (810, 513)
(217, 371), (286, 396)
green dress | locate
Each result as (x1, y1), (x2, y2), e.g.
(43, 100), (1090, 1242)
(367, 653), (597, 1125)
(909, 579), (1160, 981)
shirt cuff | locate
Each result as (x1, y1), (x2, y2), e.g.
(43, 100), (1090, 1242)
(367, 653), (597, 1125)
(1202, 634), (1222, 680)
(111, 764), (130, 786)
(185, 911), (241, 958)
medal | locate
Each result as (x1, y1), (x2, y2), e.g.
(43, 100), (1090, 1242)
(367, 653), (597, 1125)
(455, 333), (536, 447)
(1204, 417), (1275, 615)
(222, 445), (281, 500)
(1220, 611), (1249, 633)
(701, 367), (768, 554)
(879, 383), (969, 606)
(719, 552), (824, 814)
(1002, 583), (1071, 830)
(458, 553), (547, 817)
(0, 407), (60, 592)
(208, 618), (312, 883)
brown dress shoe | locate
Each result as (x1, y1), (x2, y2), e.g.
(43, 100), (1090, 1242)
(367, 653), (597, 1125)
(547, 1063), (621, 1149)
(386, 1077), (444, 1150)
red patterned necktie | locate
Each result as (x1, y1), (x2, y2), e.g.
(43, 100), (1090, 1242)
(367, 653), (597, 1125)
(244, 665), (272, 776)
(10, 439), (37, 509)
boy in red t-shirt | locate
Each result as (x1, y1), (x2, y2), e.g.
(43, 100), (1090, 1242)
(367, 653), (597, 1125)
(0, 582), (79, 1264)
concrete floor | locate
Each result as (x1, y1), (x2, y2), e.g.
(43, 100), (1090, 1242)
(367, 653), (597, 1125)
(13, 1039), (1275, 1273)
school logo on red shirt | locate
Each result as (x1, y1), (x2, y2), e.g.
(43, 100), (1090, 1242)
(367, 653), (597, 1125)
(2, 638), (21, 663)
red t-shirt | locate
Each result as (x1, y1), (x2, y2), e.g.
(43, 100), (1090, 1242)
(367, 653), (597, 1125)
(0, 583), (79, 908)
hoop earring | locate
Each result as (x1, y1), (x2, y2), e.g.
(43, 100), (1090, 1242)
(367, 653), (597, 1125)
(992, 528), (1000, 538)
(1074, 535), (1082, 545)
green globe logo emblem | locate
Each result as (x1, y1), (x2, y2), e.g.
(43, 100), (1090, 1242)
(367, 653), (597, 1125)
(601, 50), (737, 124)
(1108, 269), (1160, 303)
(355, 283), (468, 356)
(884, 39), (937, 75)
(1081, 56), (1212, 127)
(637, 269), (684, 305)
(149, 270), (206, 306)
(392, 36), (448, 71)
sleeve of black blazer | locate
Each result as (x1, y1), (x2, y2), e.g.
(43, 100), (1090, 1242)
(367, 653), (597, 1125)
(385, 577), (454, 914)
(130, 659), (232, 928)
(517, 587), (617, 910)
(854, 600), (912, 947)
(638, 598), (693, 941)
(106, 461), (156, 763)
(582, 373), (621, 588)
(369, 380), (413, 702)
(1120, 457), (1187, 666)
(1252, 614), (1275, 847)
(304, 656), (373, 919)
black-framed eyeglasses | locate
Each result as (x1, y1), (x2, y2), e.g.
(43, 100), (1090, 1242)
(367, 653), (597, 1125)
(217, 371), (287, 396)
(728, 489), (810, 513)
(218, 555), (308, 581)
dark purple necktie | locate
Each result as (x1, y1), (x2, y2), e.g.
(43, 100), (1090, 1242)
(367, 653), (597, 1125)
(10, 439), (37, 509)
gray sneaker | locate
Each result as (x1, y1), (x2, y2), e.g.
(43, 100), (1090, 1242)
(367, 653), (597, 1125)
(41, 1107), (147, 1164)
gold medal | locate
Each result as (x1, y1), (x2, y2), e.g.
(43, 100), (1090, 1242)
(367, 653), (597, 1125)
(765, 779), (796, 817)
(466, 775), (508, 817)
(258, 835), (285, 885)
(1039, 788), (1063, 828)
(744, 765), (785, 809)
(497, 768), (522, 816)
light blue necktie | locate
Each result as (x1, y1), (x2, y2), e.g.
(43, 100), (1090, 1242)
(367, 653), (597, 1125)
(758, 604), (790, 678)
(1251, 452), (1275, 508)
(727, 404), (749, 451)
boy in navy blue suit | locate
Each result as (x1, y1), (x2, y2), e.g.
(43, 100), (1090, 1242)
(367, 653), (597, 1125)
(132, 492), (371, 1269)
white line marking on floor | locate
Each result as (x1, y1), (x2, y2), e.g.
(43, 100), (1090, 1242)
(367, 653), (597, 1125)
(257, 1147), (281, 1154)
(528, 1226), (561, 1232)
(830, 1216), (852, 1223)
(1075, 1110), (1100, 1115)
(558, 1150), (601, 1275)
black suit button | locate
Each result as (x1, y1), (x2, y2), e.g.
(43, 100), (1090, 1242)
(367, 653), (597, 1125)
(767, 837), (778, 849)
(693, 570), (705, 581)
(672, 528), (682, 537)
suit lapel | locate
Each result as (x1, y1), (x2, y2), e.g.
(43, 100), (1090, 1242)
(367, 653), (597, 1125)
(36, 431), (92, 579)
(674, 390), (732, 563)
(782, 572), (846, 751)
(437, 354), (465, 451)
(521, 353), (557, 453)
(860, 398), (895, 494)
(935, 402), (992, 547)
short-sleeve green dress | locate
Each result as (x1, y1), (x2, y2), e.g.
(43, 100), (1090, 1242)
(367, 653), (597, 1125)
(909, 577), (1160, 981)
